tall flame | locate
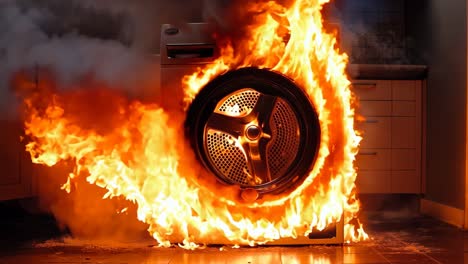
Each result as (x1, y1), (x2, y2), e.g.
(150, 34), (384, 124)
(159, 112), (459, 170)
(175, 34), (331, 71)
(183, 0), (367, 241)
(17, 0), (368, 248)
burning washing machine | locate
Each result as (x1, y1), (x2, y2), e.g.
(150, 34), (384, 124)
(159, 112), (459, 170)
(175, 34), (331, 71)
(160, 23), (343, 244)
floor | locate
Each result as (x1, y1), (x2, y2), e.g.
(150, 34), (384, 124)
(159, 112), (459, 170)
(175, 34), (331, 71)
(0, 200), (467, 264)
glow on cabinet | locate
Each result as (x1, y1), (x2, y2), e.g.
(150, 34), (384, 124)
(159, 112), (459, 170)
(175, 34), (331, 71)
(353, 80), (423, 193)
(0, 68), (36, 201)
(0, 120), (35, 200)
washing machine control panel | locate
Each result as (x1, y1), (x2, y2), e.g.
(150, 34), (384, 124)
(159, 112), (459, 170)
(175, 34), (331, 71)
(160, 23), (218, 65)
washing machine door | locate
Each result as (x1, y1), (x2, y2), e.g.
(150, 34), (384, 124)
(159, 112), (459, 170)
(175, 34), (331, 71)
(185, 67), (321, 196)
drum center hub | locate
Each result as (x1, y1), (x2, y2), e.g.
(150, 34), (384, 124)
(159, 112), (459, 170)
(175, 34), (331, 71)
(245, 125), (261, 140)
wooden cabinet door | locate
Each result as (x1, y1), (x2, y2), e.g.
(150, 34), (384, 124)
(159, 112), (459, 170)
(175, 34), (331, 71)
(353, 79), (423, 194)
(0, 120), (34, 200)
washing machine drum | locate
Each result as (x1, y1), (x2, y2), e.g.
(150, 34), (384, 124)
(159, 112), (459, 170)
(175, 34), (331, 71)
(185, 67), (321, 195)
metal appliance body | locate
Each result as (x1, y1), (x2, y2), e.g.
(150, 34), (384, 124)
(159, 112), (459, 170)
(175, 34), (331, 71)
(160, 23), (217, 111)
(159, 22), (342, 244)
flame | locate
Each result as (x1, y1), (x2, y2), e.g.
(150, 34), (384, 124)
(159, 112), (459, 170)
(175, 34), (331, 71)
(17, 0), (368, 249)
(183, 0), (367, 242)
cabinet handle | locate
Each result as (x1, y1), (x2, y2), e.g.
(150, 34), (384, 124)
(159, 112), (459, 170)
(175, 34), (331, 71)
(358, 152), (378, 156)
(365, 119), (379, 123)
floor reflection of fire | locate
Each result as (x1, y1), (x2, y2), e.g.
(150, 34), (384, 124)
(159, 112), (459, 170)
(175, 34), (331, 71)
(13, 0), (368, 248)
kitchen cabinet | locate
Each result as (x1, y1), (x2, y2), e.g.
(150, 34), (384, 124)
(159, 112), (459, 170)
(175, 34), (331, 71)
(352, 80), (423, 193)
(0, 120), (35, 200)
(0, 68), (36, 201)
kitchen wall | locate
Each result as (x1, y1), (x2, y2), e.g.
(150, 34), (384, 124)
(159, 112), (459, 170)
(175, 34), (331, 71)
(323, 0), (409, 64)
(406, 0), (467, 210)
(325, 0), (467, 210)
(7, 0), (204, 51)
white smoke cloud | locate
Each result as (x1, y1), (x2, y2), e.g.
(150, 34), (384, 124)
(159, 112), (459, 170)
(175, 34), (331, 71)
(0, 3), (45, 118)
(0, 0), (211, 119)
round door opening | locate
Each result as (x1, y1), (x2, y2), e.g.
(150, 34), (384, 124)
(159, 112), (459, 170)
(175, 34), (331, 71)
(185, 67), (321, 195)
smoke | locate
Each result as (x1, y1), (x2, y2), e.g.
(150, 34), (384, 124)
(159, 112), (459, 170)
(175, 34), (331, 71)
(327, 0), (412, 65)
(1, 1), (152, 118)
(0, 0), (214, 242)
(0, 0), (211, 116)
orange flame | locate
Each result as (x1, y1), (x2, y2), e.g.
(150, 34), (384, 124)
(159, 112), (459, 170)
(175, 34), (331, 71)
(17, 0), (368, 248)
(183, 0), (368, 242)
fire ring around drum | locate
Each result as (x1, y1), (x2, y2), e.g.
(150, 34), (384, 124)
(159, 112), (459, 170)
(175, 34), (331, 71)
(184, 67), (321, 196)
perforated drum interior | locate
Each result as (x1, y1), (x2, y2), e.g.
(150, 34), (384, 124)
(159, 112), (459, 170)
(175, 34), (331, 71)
(185, 67), (321, 197)
(205, 88), (301, 186)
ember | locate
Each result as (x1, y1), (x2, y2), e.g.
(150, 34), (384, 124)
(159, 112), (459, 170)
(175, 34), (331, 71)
(15, 0), (368, 248)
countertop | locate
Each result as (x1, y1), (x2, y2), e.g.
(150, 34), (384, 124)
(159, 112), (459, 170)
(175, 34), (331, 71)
(347, 64), (428, 80)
